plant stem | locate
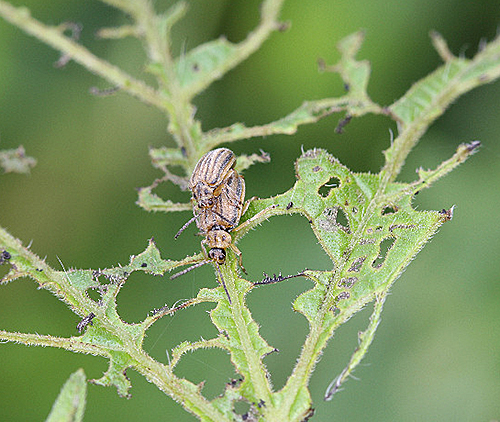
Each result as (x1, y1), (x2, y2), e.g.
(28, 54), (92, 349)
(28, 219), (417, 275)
(0, 1), (169, 111)
(221, 261), (273, 404)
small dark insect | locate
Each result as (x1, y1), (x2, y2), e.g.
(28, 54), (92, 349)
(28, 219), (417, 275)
(254, 271), (306, 286)
(77, 312), (95, 333)
(0, 250), (11, 264)
(335, 114), (352, 134)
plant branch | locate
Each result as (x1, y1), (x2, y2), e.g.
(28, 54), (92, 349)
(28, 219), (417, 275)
(0, 330), (110, 356)
(220, 261), (273, 404)
(203, 97), (383, 149)
(0, 1), (169, 112)
(181, 0), (287, 102)
(382, 32), (500, 188)
(324, 291), (388, 400)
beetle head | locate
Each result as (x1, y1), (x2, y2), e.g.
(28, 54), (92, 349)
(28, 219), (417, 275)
(209, 248), (226, 264)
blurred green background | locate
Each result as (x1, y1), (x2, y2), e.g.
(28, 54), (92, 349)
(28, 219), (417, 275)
(1, 0), (499, 421)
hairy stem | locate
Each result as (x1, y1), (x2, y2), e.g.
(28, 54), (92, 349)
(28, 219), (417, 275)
(0, 1), (168, 111)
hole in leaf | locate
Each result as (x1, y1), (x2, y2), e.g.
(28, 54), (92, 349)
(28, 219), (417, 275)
(319, 207), (350, 233)
(382, 205), (398, 215)
(318, 177), (340, 197)
(173, 347), (236, 400)
(234, 400), (250, 416)
(86, 286), (102, 303)
(372, 237), (396, 268)
(336, 207), (349, 229)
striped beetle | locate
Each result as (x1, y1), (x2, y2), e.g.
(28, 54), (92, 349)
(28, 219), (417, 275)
(173, 148), (250, 302)
(190, 148), (238, 209)
(175, 148), (245, 239)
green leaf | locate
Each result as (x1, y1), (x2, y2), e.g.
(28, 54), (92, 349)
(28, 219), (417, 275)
(148, 146), (188, 168)
(322, 30), (371, 100)
(136, 186), (191, 212)
(240, 148), (459, 420)
(90, 351), (134, 398)
(185, 261), (275, 409)
(45, 369), (86, 422)
(202, 31), (384, 149)
(389, 32), (500, 128)
(234, 150), (271, 173)
(246, 148), (450, 318)
(175, 37), (238, 99)
(101, 238), (182, 278)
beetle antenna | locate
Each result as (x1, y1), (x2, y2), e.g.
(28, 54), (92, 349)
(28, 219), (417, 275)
(170, 260), (209, 279)
(215, 263), (232, 304)
(174, 215), (197, 239)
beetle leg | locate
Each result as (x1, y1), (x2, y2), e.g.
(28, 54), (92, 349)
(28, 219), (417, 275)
(241, 196), (257, 216)
(200, 239), (209, 258)
(229, 243), (247, 274)
(235, 204), (278, 235)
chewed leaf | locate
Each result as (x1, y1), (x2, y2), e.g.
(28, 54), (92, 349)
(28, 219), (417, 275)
(175, 37), (237, 99)
(90, 351), (135, 398)
(242, 149), (457, 419)
(200, 264), (275, 404)
(148, 146), (188, 168)
(65, 269), (98, 291)
(327, 31), (371, 99)
(100, 238), (180, 279)
(136, 186), (191, 213)
(203, 32), (384, 149)
(243, 149), (449, 323)
(389, 32), (500, 128)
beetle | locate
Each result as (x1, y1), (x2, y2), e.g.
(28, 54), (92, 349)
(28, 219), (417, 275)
(195, 168), (245, 234)
(190, 147), (237, 209)
(173, 161), (247, 275)
(175, 148), (245, 239)
(172, 148), (250, 301)
(173, 148), (277, 302)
